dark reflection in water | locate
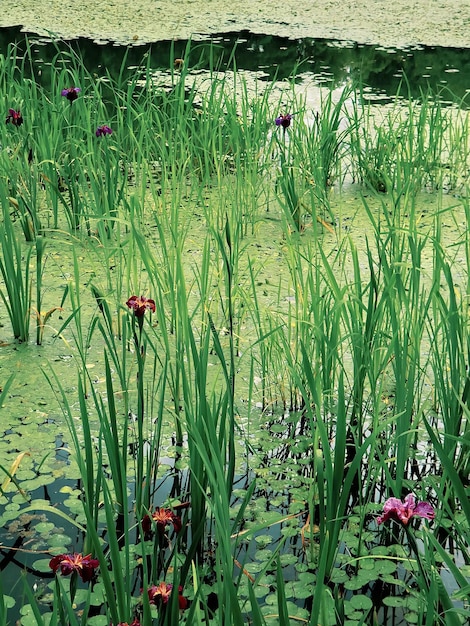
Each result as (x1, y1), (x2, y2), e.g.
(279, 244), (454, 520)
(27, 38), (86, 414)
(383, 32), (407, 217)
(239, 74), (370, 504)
(0, 26), (469, 106)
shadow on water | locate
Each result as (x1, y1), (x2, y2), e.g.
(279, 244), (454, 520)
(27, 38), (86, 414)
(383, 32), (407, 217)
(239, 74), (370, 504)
(0, 26), (470, 105)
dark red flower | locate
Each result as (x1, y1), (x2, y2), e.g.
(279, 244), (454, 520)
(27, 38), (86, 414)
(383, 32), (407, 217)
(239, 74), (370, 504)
(377, 493), (435, 525)
(6, 109), (23, 126)
(49, 552), (99, 582)
(178, 585), (189, 610)
(147, 582), (188, 610)
(148, 581), (173, 606)
(61, 87), (81, 103)
(142, 507), (182, 537)
(275, 113), (293, 130)
(114, 620), (141, 626)
(126, 295), (156, 317)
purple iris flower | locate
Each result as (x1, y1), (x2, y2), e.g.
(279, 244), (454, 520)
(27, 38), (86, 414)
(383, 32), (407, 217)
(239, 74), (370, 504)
(61, 87), (81, 103)
(95, 125), (113, 137)
(275, 113), (293, 130)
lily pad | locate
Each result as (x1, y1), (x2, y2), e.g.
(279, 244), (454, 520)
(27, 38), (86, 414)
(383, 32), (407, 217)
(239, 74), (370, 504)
(87, 617), (108, 626)
(34, 521), (55, 534)
(33, 558), (54, 572)
(349, 594), (373, 611)
(3, 594), (16, 609)
(255, 548), (274, 562)
(19, 604), (52, 626)
(279, 553), (298, 566)
(330, 568), (348, 584)
(48, 532), (73, 548)
(383, 596), (405, 607)
(374, 559), (397, 575)
(255, 534), (274, 547)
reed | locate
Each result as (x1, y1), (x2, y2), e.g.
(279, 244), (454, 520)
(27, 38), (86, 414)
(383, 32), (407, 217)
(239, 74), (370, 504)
(0, 200), (32, 342)
(348, 86), (456, 196)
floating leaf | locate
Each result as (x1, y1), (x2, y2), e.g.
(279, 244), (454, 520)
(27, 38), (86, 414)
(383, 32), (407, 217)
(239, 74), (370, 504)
(255, 548), (274, 562)
(330, 568), (348, 584)
(87, 616), (108, 626)
(32, 558), (54, 572)
(375, 559), (398, 575)
(344, 570), (375, 590)
(383, 596), (406, 607)
(59, 485), (75, 494)
(48, 532), (73, 549)
(3, 594), (15, 609)
(345, 610), (366, 621)
(289, 581), (314, 600)
(279, 553), (297, 566)
(281, 525), (299, 538)
(34, 522), (55, 535)
(255, 534), (274, 547)
(298, 571), (316, 585)
(349, 594), (373, 611)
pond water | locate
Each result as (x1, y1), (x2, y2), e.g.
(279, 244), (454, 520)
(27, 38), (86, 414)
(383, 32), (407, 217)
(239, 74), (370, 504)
(2, 0), (470, 49)
(1, 26), (470, 107)
(0, 8), (469, 626)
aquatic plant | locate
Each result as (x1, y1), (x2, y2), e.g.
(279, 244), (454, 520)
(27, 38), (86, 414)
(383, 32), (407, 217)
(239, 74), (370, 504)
(0, 204), (32, 342)
(0, 37), (469, 626)
(33, 236), (63, 345)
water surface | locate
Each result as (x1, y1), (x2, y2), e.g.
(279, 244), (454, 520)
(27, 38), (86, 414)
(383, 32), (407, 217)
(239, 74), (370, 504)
(2, 0), (470, 49)
(1, 27), (470, 106)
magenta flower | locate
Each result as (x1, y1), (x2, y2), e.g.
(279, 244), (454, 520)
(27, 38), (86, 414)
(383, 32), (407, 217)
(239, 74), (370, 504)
(5, 108), (23, 126)
(61, 87), (81, 103)
(126, 295), (156, 317)
(377, 493), (435, 526)
(49, 552), (99, 582)
(275, 113), (293, 130)
(142, 507), (182, 538)
(96, 125), (113, 137)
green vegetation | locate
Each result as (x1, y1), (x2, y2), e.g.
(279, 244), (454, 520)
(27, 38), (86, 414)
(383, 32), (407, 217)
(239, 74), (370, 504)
(0, 39), (469, 625)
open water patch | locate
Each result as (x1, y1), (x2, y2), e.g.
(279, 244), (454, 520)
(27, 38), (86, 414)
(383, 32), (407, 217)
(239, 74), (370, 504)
(1, 26), (470, 106)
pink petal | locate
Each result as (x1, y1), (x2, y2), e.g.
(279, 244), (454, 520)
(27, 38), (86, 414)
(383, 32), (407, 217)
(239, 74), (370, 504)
(382, 497), (403, 514)
(414, 501), (435, 520)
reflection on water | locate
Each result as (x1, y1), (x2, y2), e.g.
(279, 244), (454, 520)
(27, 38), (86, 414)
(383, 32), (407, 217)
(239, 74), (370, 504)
(0, 26), (470, 106)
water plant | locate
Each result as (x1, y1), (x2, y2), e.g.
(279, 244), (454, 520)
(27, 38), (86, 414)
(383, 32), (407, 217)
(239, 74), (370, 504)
(0, 36), (469, 626)
(0, 201), (32, 342)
